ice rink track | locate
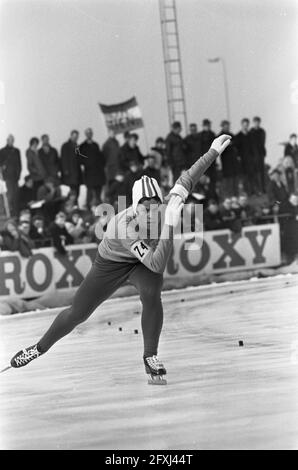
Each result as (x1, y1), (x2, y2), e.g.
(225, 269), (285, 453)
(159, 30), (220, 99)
(1, 274), (298, 450)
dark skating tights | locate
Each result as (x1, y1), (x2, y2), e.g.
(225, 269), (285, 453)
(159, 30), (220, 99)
(38, 254), (164, 358)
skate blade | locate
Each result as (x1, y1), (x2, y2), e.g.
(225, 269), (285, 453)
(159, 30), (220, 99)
(0, 365), (12, 374)
(147, 374), (167, 385)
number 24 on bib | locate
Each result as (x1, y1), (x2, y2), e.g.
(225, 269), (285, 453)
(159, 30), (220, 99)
(131, 240), (150, 261)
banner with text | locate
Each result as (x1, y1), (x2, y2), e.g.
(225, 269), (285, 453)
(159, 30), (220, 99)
(0, 224), (281, 299)
(99, 96), (144, 135)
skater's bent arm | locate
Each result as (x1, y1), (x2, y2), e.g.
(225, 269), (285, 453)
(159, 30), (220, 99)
(129, 196), (183, 273)
(130, 224), (173, 274)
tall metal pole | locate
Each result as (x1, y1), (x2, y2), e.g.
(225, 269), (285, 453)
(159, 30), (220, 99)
(159, 0), (188, 132)
(221, 58), (231, 122)
(208, 57), (231, 122)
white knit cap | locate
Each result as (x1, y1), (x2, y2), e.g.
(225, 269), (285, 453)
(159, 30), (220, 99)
(132, 175), (163, 213)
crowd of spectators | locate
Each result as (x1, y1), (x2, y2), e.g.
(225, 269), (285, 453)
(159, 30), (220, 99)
(0, 117), (297, 264)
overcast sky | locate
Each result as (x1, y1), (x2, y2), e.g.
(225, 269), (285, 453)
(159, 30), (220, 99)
(0, 0), (297, 175)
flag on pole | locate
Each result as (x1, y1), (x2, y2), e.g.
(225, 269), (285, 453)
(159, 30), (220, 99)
(99, 96), (144, 135)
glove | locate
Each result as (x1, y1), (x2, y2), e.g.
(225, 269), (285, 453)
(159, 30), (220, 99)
(165, 195), (184, 227)
(211, 134), (231, 155)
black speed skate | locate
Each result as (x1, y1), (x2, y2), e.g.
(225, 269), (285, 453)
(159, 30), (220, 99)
(144, 355), (167, 385)
(10, 344), (41, 368)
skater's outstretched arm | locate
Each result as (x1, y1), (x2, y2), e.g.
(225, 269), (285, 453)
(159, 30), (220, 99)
(169, 134), (231, 201)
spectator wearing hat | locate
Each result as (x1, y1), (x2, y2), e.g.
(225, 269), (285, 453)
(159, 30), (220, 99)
(184, 123), (201, 167)
(120, 133), (144, 173)
(102, 129), (121, 186)
(26, 137), (46, 199)
(0, 134), (22, 217)
(198, 119), (217, 191)
(79, 128), (106, 208)
(249, 117), (266, 193)
(49, 211), (73, 256)
(61, 130), (83, 201)
(19, 175), (35, 211)
(30, 214), (52, 248)
(165, 121), (187, 181)
(218, 120), (240, 197)
(234, 118), (255, 195)
(38, 134), (60, 184)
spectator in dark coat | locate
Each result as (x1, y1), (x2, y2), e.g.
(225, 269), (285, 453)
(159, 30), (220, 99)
(203, 200), (224, 231)
(220, 197), (240, 232)
(120, 133), (144, 172)
(61, 130), (82, 200)
(26, 137), (46, 198)
(283, 156), (296, 194)
(123, 162), (143, 206)
(267, 169), (289, 209)
(0, 134), (22, 216)
(238, 194), (256, 226)
(38, 134), (60, 184)
(30, 214), (52, 248)
(106, 171), (127, 209)
(1, 219), (33, 258)
(184, 123), (201, 167)
(249, 116), (266, 193)
(195, 174), (219, 206)
(37, 176), (62, 203)
(17, 220), (35, 257)
(102, 129), (121, 185)
(1, 219), (20, 251)
(151, 137), (167, 167)
(165, 121), (187, 181)
(198, 119), (216, 190)
(19, 175), (35, 211)
(284, 133), (298, 168)
(142, 154), (161, 184)
(234, 118), (255, 195)
(65, 208), (89, 244)
(36, 177), (64, 224)
(80, 128), (106, 207)
(49, 211), (73, 255)
(279, 194), (298, 262)
(218, 120), (240, 197)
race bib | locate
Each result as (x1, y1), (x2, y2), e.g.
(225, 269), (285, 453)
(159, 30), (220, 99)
(131, 240), (150, 261)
